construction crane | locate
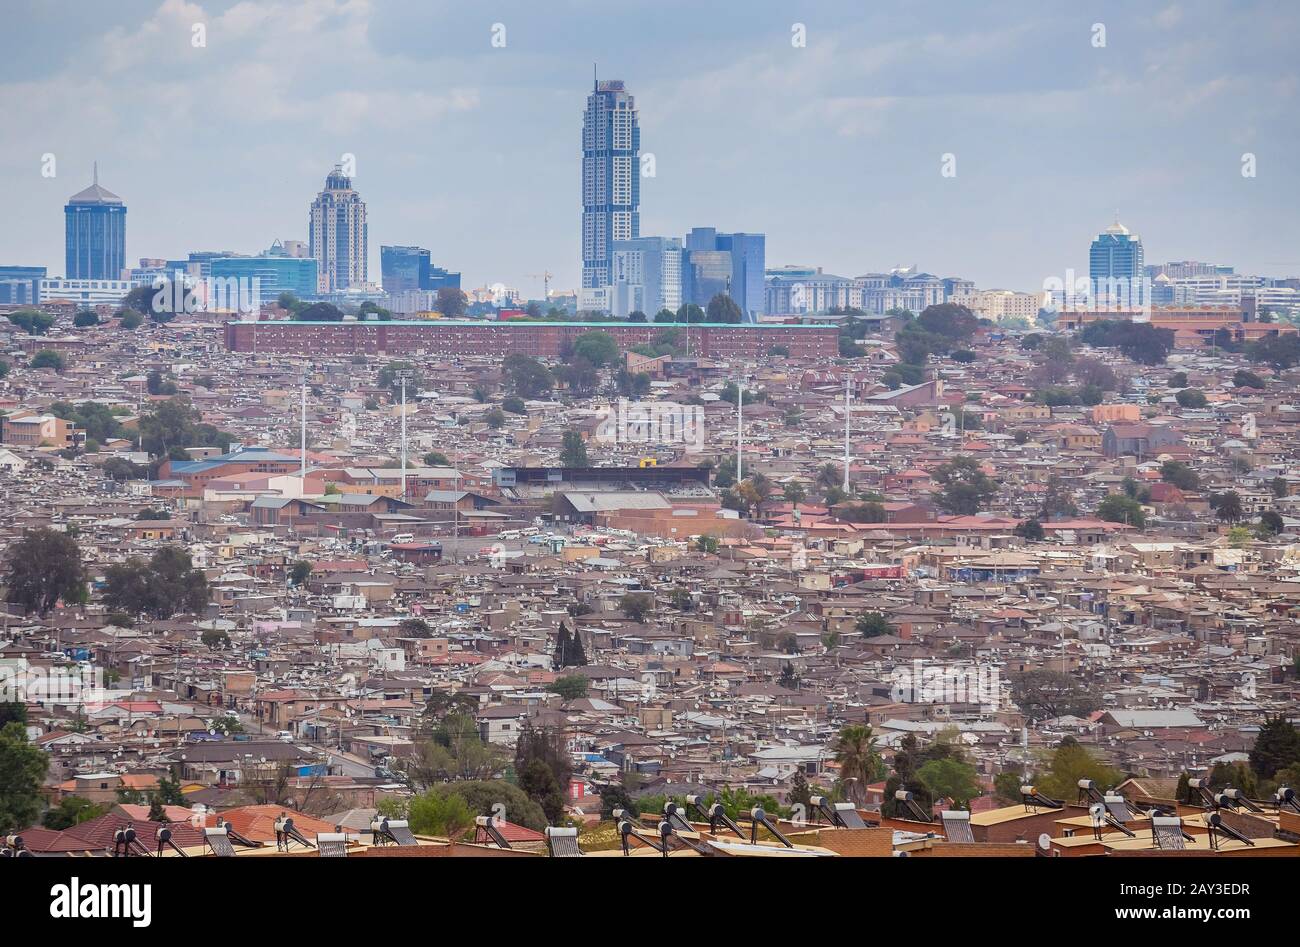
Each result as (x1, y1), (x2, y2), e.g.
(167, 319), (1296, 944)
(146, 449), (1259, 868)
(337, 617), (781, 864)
(526, 271), (553, 299)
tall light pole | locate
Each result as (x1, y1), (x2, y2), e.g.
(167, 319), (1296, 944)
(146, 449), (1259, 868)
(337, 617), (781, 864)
(299, 369), (308, 480)
(395, 369), (413, 499)
(843, 372), (851, 492)
(736, 371), (744, 482)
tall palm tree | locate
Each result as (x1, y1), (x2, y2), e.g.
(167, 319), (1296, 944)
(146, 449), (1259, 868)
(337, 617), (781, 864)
(832, 725), (878, 805)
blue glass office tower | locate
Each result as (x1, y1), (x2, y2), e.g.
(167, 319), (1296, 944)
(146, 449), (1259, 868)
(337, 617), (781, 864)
(64, 166), (126, 280)
(582, 79), (640, 291)
(1089, 219), (1144, 284)
(209, 243), (319, 305)
(682, 228), (765, 322)
(0, 266), (46, 304)
(381, 245), (461, 294)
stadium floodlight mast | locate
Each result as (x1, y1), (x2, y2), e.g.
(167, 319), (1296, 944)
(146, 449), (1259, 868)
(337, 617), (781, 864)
(300, 369), (308, 479)
(735, 369), (744, 482)
(843, 372), (851, 492)
(395, 369), (415, 498)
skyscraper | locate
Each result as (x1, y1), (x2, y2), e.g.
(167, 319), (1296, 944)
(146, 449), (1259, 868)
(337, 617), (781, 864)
(682, 227), (766, 322)
(310, 166), (368, 293)
(609, 236), (682, 318)
(64, 164), (126, 280)
(1089, 217), (1144, 284)
(381, 245), (460, 294)
(582, 78), (639, 294)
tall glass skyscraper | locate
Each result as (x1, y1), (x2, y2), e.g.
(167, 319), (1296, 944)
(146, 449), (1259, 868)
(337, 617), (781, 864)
(381, 245), (461, 294)
(64, 165), (126, 280)
(682, 227), (766, 322)
(582, 78), (639, 291)
(310, 166), (368, 293)
(1089, 218), (1144, 283)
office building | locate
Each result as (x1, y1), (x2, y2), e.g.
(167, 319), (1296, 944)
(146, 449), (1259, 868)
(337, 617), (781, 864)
(682, 228), (765, 321)
(381, 245), (460, 294)
(210, 242), (320, 305)
(1089, 218), (1144, 285)
(608, 236), (681, 318)
(582, 79), (640, 292)
(310, 166), (368, 293)
(0, 266), (46, 305)
(64, 165), (126, 280)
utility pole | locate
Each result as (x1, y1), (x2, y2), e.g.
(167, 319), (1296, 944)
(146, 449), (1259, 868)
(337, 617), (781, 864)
(736, 372), (744, 482)
(299, 370), (307, 480)
(843, 372), (851, 492)
(396, 370), (413, 500)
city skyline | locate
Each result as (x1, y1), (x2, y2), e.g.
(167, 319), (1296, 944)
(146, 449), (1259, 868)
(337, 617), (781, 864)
(0, 1), (1297, 297)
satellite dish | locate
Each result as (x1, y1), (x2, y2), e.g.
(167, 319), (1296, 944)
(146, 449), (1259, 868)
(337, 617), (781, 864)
(1089, 803), (1105, 826)
(1037, 833), (1051, 851)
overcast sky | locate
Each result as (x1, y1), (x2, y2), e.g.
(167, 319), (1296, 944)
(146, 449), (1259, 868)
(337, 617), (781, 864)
(1, 0), (1296, 296)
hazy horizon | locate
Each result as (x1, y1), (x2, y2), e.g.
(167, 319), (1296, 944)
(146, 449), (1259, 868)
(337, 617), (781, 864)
(2, 0), (1297, 297)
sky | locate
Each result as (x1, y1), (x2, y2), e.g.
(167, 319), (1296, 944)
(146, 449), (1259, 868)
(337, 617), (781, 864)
(1, 0), (1297, 297)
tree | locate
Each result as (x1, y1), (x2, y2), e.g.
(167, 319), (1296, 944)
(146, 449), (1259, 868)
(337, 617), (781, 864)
(485, 407), (506, 429)
(502, 355), (553, 398)
(436, 287), (468, 319)
(1175, 388), (1208, 408)
(1249, 715), (1300, 780)
(138, 397), (231, 457)
(289, 560), (313, 586)
(30, 349), (65, 372)
(515, 726), (571, 824)
(917, 758), (981, 807)
(119, 310), (143, 330)
(856, 611), (893, 638)
(599, 782), (637, 820)
(705, 293), (743, 323)
(674, 303), (706, 323)
(696, 534), (719, 554)
(832, 725), (881, 805)
(620, 592), (653, 624)
(3, 528), (88, 616)
(200, 629), (231, 651)
(783, 482), (807, 506)
(778, 661), (800, 690)
(932, 456), (998, 515)
(1233, 369), (1265, 389)
(1210, 491), (1243, 523)
(560, 430), (588, 467)
(297, 302), (345, 321)
(1014, 518), (1045, 541)
(102, 547), (208, 619)
(1097, 493), (1145, 528)
(1160, 461), (1200, 491)
(42, 795), (108, 830)
(571, 329), (619, 367)
(548, 674), (589, 701)
(1010, 670), (1101, 720)
(0, 722), (49, 833)
(409, 790), (475, 841)
(1257, 510), (1285, 537)
(1040, 474), (1078, 519)
(7, 309), (55, 335)
(1032, 739), (1122, 801)
(73, 309), (100, 328)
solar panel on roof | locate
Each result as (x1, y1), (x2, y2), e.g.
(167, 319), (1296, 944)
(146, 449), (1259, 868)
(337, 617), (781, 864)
(833, 803), (867, 829)
(204, 828), (236, 858)
(1103, 795), (1134, 822)
(1152, 817), (1186, 851)
(665, 811), (693, 832)
(940, 810), (974, 843)
(385, 820), (417, 846)
(316, 833), (349, 857)
(545, 826), (582, 857)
